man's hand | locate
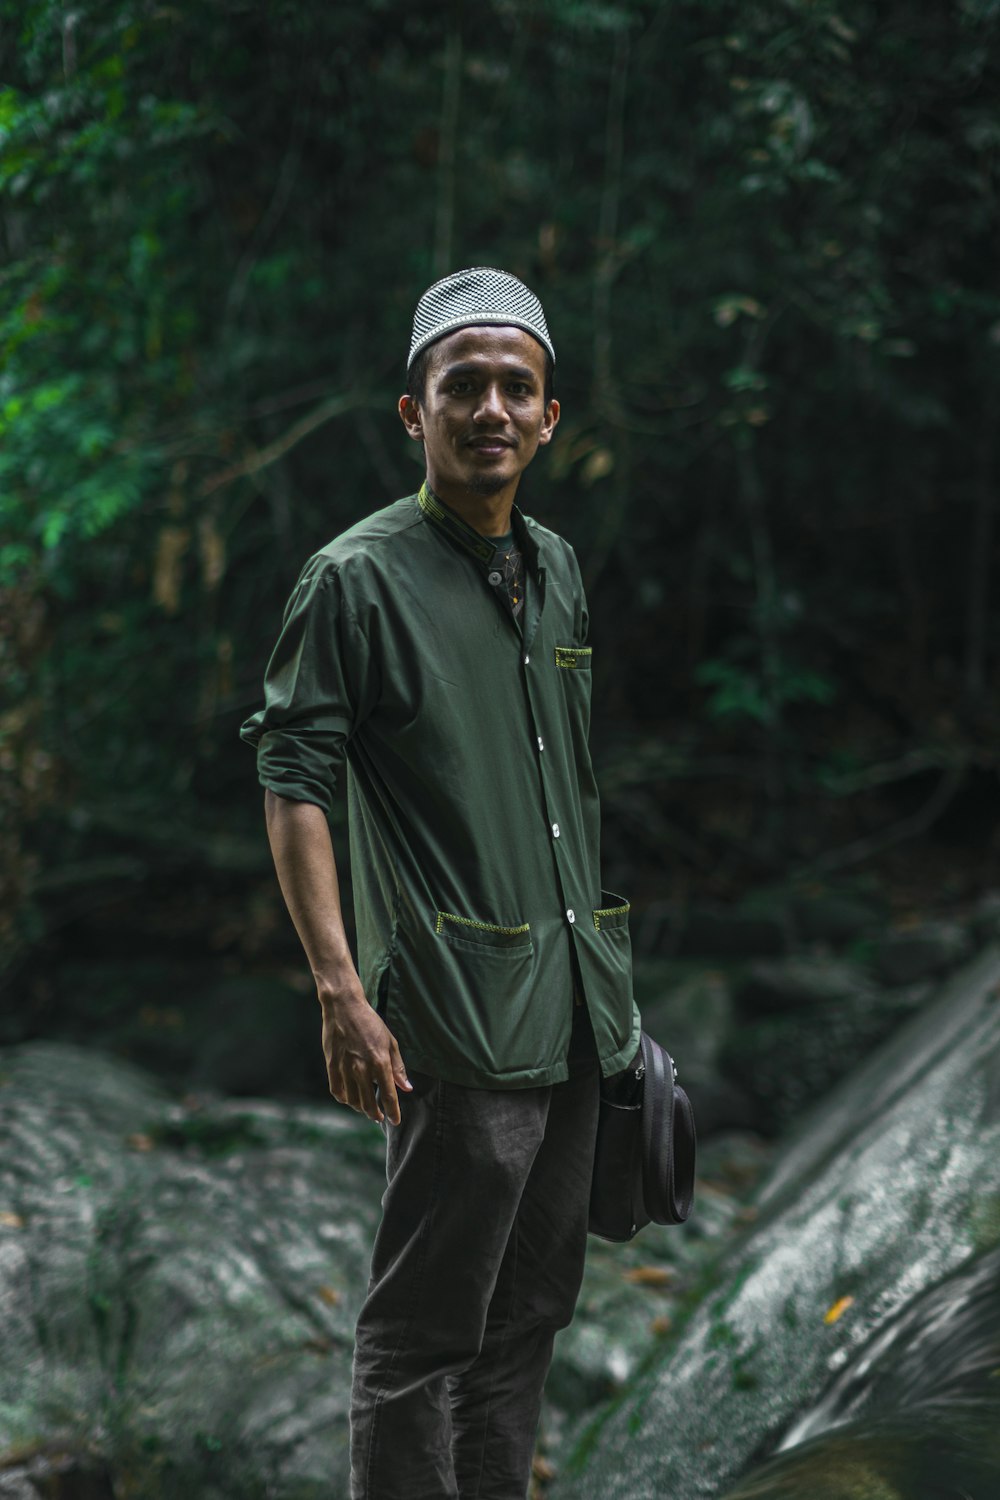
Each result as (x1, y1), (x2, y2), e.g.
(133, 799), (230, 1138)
(319, 984), (412, 1126)
(262, 790), (413, 1127)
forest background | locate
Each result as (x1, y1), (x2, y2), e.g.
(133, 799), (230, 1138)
(3, 0), (1000, 1102)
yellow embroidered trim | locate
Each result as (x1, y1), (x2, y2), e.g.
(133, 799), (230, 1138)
(436, 911), (531, 937)
(418, 483), (495, 564)
(593, 902), (629, 931)
(555, 646), (593, 669)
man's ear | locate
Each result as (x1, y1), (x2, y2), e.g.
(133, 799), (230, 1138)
(537, 397), (560, 447)
(398, 394), (424, 442)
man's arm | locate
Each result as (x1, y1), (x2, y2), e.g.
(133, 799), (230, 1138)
(264, 789), (411, 1125)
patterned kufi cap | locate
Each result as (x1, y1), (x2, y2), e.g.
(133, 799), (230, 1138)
(408, 266), (554, 369)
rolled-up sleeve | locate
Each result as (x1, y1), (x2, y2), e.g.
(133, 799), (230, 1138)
(240, 557), (374, 814)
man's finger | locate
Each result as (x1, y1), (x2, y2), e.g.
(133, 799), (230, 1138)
(377, 1064), (402, 1127)
(348, 1068), (380, 1123)
(389, 1036), (413, 1092)
(365, 1084), (384, 1125)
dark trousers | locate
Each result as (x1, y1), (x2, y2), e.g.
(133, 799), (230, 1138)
(350, 1010), (600, 1500)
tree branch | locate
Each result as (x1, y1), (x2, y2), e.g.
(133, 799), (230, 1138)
(795, 763), (967, 877)
(199, 393), (359, 496)
(592, 25), (630, 406)
(433, 17), (462, 278)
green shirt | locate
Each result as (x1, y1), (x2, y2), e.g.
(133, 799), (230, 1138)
(241, 483), (640, 1089)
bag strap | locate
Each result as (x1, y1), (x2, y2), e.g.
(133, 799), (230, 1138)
(640, 1032), (697, 1225)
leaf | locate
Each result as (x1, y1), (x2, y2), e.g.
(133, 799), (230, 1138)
(723, 366), (768, 393)
(714, 295), (765, 327)
(41, 510), (70, 550)
(623, 1265), (673, 1287)
(823, 1295), (854, 1325)
(580, 447), (614, 486)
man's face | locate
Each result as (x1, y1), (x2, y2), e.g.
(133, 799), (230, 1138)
(400, 325), (559, 503)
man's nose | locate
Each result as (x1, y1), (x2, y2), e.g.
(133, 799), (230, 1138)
(473, 384), (507, 423)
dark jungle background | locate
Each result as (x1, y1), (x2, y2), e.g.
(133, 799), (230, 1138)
(3, 0), (1000, 1109)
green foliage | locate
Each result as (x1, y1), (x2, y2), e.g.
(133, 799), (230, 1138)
(2, 0), (999, 969)
(697, 659), (835, 727)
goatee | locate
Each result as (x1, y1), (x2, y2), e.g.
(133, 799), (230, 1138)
(467, 473), (509, 497)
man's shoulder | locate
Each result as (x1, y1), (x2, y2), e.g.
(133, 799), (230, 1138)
(283, 497), (424, 613)
(519, 510), (571, 547)
(517, 509), (581, 575)
(314, 494), (423, 567)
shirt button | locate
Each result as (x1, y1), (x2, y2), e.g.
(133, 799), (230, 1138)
(552, 822), (560, 838)
(566, 909), (576, 924)
(523, 654), (530, 665)
(537, 736), (544, 752)
(488, 570), (503, 586)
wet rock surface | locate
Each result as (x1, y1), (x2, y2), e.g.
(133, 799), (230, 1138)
(0, 1044), (385, 1499)
(723, 957), (932, 1131)
(0, 1447), (116, 1500)
(719, 1245), (1000, 1498)
(553, 945), (1000, 1500)
(633, 964), (751, 1134)
(0, 1040), (767, 1499)
(874, 919), (973, 987)
(5, 940), (1000, 1498)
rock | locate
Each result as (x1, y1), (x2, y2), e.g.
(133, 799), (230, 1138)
(718, 1246), (1000, 1498)
(184, 974), (324, 1097)
(789, 889), (882, 947)
(634, 963), (755, 1133)
(968, 888), (1000, 945)
(735, 956), (872, 1016)
(552, 945), (1000, 1500)
(0, 1043), (386, 1499)
(673, 904), (789, 959)
(541, 1130), (773, 1474)
(4, 962), (327, 1103)
(875, 919), (972, 986)
(0, 1043), (771, 1500)
(723, 958), (930, 1132)
(0, 1448), (115, 1499)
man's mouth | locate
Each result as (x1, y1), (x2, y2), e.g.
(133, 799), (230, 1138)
(467, 437), (514, 454)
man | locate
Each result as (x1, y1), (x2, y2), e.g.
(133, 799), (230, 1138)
(242, 267), (639, 1499)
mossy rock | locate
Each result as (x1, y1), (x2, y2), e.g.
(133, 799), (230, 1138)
(554, 946), (1000, 1499)
(0, 1044), (385, 1500)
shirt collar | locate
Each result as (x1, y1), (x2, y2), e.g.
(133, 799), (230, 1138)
(417, 481), (542, 574)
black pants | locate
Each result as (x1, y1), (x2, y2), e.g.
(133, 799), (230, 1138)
(350, 1007), (600, 1499)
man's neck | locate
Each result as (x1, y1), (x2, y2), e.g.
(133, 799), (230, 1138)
(426, 478), (518, 538)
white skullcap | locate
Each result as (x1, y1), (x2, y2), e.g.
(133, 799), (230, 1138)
(408, 266), (555, 369)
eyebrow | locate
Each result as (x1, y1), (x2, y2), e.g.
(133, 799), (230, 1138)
(438, 362), (539, 383)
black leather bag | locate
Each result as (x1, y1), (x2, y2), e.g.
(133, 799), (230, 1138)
(588, 1031), (697, 1242)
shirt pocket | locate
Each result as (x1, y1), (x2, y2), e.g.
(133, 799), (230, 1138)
(435, 910), (534, 956)
(587, 892), (634, 1028)
(554, 644), (593, 736)
(554, 645), (592, 671)
(592, 891), (630, 933)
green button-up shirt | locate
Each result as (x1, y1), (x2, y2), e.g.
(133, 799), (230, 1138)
(241, 484), (640, 1089)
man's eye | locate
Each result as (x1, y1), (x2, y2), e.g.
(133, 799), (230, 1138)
(507, 383), (530, 396)
(448, 381), (473, 394)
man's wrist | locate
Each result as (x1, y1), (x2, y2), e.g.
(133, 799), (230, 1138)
(314, 967), (367, 1010)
